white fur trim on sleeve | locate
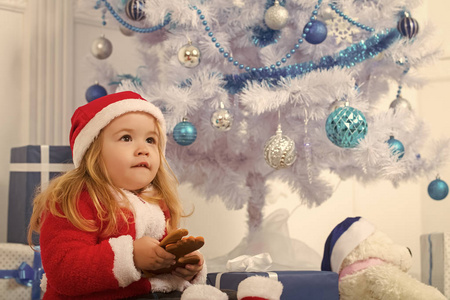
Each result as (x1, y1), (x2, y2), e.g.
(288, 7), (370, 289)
(190, 261), (207, 285)
(109, 235), (141, 287)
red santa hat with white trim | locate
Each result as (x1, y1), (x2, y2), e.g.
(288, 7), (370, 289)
(237, 276), (283, 300)
(69, 91), (166, 168)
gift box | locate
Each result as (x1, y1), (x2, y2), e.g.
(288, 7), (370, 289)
(207, 271), (339, 300)
(421, 233), (450, 297)
(8, 145), (73, 244)
(0, 243), (44, 300)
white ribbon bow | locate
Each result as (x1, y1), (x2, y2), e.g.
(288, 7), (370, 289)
(226, 253), (273, 272)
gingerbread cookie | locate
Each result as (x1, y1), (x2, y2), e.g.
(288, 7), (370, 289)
(159, 228), (189, 248)
(165, 236), (204, 259)
(143, 229), (204, 277)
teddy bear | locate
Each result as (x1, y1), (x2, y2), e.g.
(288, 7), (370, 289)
(321, 217), (446, 300)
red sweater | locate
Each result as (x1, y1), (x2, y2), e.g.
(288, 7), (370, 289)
(39, 189), (206, 299)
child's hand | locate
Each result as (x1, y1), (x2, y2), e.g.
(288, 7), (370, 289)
(133, 236), (176, 271)
(171, 250), (204, 281)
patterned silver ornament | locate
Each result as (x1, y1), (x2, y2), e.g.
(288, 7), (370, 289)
(211, 106), (233, 131)
(389, 96), (412, 112)
(264, 124), (297, 170)
(264, 0), (289, 30)
(91, 35), (113, 59)
(177, 43), (201, 68)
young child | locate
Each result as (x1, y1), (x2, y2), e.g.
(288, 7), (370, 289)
(28, 91), (206, 299)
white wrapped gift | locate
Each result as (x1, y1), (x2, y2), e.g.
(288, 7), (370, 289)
(0, 243), (43, 300)
(421, 233), (450, 297)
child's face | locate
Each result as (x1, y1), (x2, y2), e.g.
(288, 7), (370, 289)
(100, 112), (161, 191)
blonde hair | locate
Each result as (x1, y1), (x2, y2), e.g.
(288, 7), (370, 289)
(28, 118), (183, 246)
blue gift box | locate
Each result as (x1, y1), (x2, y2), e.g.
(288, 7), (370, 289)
(207, 271), (339, 300)
(8, 145), (73, 244)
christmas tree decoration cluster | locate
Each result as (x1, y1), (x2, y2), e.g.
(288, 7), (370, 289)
(84, 0), (449, 231)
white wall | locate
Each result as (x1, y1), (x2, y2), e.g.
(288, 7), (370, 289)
(1, 0), (449, 281)
(419, 2), (450, 235)
(0, 0), (27, 246)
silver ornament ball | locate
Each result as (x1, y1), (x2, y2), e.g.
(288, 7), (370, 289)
(389, 96), (412, 112)
(177, 44), (201, 68)
(264, 125), (297, 170)
(211, 108), (233, 131)
(329, 99), (347, 111)
(264, 1), (289, 30)
(119, 26), (134, 36)
(91, 36), (113, 59)
(319, 5), (334, 21)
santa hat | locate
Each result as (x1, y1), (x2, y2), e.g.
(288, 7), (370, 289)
(321, 216), (375, 273)
(237, 276), (283, 300)
(70, 91), (166, 168)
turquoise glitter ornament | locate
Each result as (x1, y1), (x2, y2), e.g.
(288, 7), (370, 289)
(386, 136), (405, 160)
(428, 176), (449, 200)
(325, 103), (368, 148)
(173, 118), (197, 146)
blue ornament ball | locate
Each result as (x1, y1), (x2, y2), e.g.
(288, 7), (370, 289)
(325, 106), (368, 148)
(428, 178), (449, 201)
(125, 0), (146, 21)
(173, 120), (197, 146)
(397, 16), (419, 39)
(85, 83), (107, 103)
(386, 136), (405, 160)
(304, 20), (327, 45)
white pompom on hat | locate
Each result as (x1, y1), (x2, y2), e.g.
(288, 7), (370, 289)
(69, 91), (166, 167)
(237, 276), (283, 300)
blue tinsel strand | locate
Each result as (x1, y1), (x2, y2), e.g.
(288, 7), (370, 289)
(223, 28), (401, 94)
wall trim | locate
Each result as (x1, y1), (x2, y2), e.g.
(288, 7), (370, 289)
(0, 0), (26, 13)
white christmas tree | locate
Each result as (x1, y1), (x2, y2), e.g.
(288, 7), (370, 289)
(85, 0), (448, 234)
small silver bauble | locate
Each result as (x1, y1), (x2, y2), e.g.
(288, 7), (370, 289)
(319, 5), (334, 21)
(264, 124), (297, 170)
(177, 43), (201, 68)
(264, 0), (289, 30)
(91, 35), (113, 59)
(389, 96), (412, 112)
(119, 26), (134, 36)
(211, 108), (233, 131)
(329, 99), (347, 111)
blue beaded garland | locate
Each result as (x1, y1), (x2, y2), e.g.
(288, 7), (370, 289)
(125, 0), (146, 21)
(304, 20), (327, 44)
(397, 16), (419, 39)
(173, 120), (197, 146)
(85, 83), (107, 102)
(325, 106), (368, 148)
(428, 178), (449, 200)
(386, 136), (405, 160)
